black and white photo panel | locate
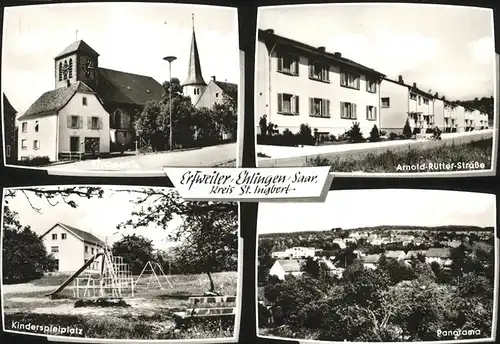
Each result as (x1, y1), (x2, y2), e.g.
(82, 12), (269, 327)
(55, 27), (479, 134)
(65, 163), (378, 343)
(2, 2), (239, 174)
(1, 185), (240, 341)
(254, 3), (497, 177)
(256, 189), (497, 343)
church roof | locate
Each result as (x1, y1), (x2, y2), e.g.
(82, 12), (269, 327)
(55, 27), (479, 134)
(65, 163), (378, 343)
(55, 40), (100, 59)
(18, 81), (96, 120)
(214, 80), (237, 100)
(183, 28), (206, 87)
(3, 94), (17, 117)
(96, 68), (164, 106)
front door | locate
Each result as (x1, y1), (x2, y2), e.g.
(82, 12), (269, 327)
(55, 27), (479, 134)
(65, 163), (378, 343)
(85, 137), (100, 155)
(70, 136), (80, 152)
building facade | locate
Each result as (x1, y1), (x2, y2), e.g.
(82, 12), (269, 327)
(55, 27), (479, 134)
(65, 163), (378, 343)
(41, 223), (105, 273)
(3, 94), (18, 164)
(256, 29), (385, 138)
(17, 82), (110, 162)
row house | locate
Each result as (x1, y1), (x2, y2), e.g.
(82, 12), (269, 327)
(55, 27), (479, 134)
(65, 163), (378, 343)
(380, 76), (436, 134)
(256, 29), (386, 138)
(271, 246), (316, 260)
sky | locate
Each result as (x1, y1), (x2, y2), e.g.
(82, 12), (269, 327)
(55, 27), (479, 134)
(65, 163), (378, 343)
(2, 185), (184, 250)
(257, 189), (496, 234)
(258, 3), (495, 100)
(2, 2), (239, 114)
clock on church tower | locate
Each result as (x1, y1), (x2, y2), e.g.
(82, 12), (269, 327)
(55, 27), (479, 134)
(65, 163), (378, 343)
(80, 57), (95, 79)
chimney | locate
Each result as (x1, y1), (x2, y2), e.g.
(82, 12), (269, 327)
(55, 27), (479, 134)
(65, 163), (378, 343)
(412, 82), (417, 88)
(211, 76), (216, 81)
(434, 92), (439, 98)
(66, 79), (71, 88)
(317, 46), (326, 52)
(265, 29), (274, 34)
(398, 75), (404, 83)
(334, 52), (342, 57)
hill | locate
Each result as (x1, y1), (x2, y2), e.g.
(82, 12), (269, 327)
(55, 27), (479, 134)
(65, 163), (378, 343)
(454, 96), (494, 123)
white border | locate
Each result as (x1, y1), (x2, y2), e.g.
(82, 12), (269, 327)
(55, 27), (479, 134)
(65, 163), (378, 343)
(0, 184), (243, 343)
(253, 3), (498, 178)
(255, 188), (499, 344)
(1, 2), (241, 176)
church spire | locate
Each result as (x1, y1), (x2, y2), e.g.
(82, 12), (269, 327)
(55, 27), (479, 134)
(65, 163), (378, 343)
(182, 13), (206, 87)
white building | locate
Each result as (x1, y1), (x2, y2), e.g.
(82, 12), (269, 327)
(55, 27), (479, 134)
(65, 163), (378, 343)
(269, 259), (304, 280)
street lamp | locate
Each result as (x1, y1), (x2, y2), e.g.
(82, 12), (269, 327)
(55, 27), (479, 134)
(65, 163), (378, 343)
(163, 56), (177, 151)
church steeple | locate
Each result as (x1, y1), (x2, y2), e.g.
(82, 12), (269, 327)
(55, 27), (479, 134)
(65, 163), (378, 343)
(183, 14), (206, 88)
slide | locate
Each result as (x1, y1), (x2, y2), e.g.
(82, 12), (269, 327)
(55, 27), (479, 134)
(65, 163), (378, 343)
(44, 253), (104, 297)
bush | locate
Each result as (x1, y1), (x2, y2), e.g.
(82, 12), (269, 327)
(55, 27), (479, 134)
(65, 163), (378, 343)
(380, 130), (387, 137)
(329, 134), (337, 142)
(296, 124), (316, 146)
(369, 125), (381, 142)
(18, 156), (50, 166)
(412, 127), (420, 135)
(346, 122), (364, 143)
(389, 132), (399, 140)
(403, 119), (412, 138)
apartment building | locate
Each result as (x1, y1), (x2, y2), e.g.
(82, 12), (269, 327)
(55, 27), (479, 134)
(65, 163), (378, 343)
(379, 76), (436, 134)
(256, 29), (386, 138)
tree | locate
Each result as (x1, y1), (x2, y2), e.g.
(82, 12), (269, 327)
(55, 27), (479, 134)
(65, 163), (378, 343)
(258, 239), (275, 284)
(346, 122), (364, 143)
(117, 189), (238, 293)
(212, 94), (237, 139)
(403, 119), (412, 138)
(112, 234), (155, 274)
(2, 207), (57, 283)
(369, 124), (381, 142)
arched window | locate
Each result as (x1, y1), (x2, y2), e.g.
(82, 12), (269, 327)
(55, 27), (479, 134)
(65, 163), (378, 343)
(68, 58), (73, 79)
(58, 62), (63, 81)
(63, 60), (68, 80)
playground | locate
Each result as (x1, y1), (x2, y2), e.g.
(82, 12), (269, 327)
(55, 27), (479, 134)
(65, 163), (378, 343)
(2, 247), (237, 339)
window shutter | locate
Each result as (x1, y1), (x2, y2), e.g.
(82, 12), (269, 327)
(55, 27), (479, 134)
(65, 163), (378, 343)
(366, 106), (369, 119)
(277, 54), (282, 72)
(291, 96), (296, 114)
(67, 116), (72, 128)
(277, 93), (283, 113)
(340, 101), (344, 118)
(356, 77), (360, 90)
(327, 100), (330, 116)
(79, 116), (83, 129)
(308, 61), (313, 78)
(374, 107), (377, 120)
(353, 103), (357, 119)
(87, 117), (92, 129)
(294, 56), (299, 75)
(309, 98), (313, 115)
(295, 96), (299, 115)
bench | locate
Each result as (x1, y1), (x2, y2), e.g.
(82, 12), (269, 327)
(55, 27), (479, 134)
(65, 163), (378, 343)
(173, 295), (237, 328)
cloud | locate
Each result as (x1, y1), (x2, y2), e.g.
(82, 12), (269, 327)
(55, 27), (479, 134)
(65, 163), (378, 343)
(469, 36), (495, 65)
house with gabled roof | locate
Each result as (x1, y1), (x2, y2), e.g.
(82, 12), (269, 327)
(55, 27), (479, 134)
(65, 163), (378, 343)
(269, 259), (304, 280)
(255, 28), (386, 138)
(425, 247), (452, 266)
(362, 254), (380, 270)
(41, 222), (106, 273)
(385, 250), (406, 260)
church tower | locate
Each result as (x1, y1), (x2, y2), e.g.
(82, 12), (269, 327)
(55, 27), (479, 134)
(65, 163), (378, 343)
(182, 14), (207, 105)
(54, 39), (99, 90)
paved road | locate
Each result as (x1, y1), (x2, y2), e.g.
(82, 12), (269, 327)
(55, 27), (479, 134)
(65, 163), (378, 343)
(45, 143), (237, 174)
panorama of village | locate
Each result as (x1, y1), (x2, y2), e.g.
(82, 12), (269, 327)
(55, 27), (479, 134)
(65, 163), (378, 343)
(257, 190), (496, 342)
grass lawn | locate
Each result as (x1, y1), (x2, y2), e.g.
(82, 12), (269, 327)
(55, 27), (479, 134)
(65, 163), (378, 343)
(3, 271), (237, 339)
(306, 138), (492, 173)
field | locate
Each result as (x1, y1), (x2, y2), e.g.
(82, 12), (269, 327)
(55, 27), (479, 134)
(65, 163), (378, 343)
(306, 138), (492, 173)
(3, 271), (237, 339)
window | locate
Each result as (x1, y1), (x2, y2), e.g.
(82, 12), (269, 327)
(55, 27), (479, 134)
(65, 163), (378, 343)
(21, 140), (27, 150)
(85, 246), (89, 253)
(366, 106), (377, 120)
(52, 234), (57, 240)
(22, 122), (27, 133)
(82, 97), (88, 106)
(366, 79), (377, 93)
(277, 93), (299, 115)
(340, 102), (357, 119)
(410, 93), (417, 100)
(68, 58), (73, 79)
(33, 140), (40, 150)
(418, 96), (421, 105)
(62, 233), (67, 240)
(63, 60), (68, 80)
(215, 93), (219, 98)
(90, 117), (100, 130)
(51, 246), (59, 253)
(69, 115), (80, 129)
(340, 71), (360, 90)
(58, 62), (63, 81)
(423, 98), (429, 105)
(91, 248), (94, 254)
(309, 98), (330, 117)
(308, 60), (329, 82)
(277, 53), (299, 76)
(6, 145), (10, 157)
(381, 97), (390, 108)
